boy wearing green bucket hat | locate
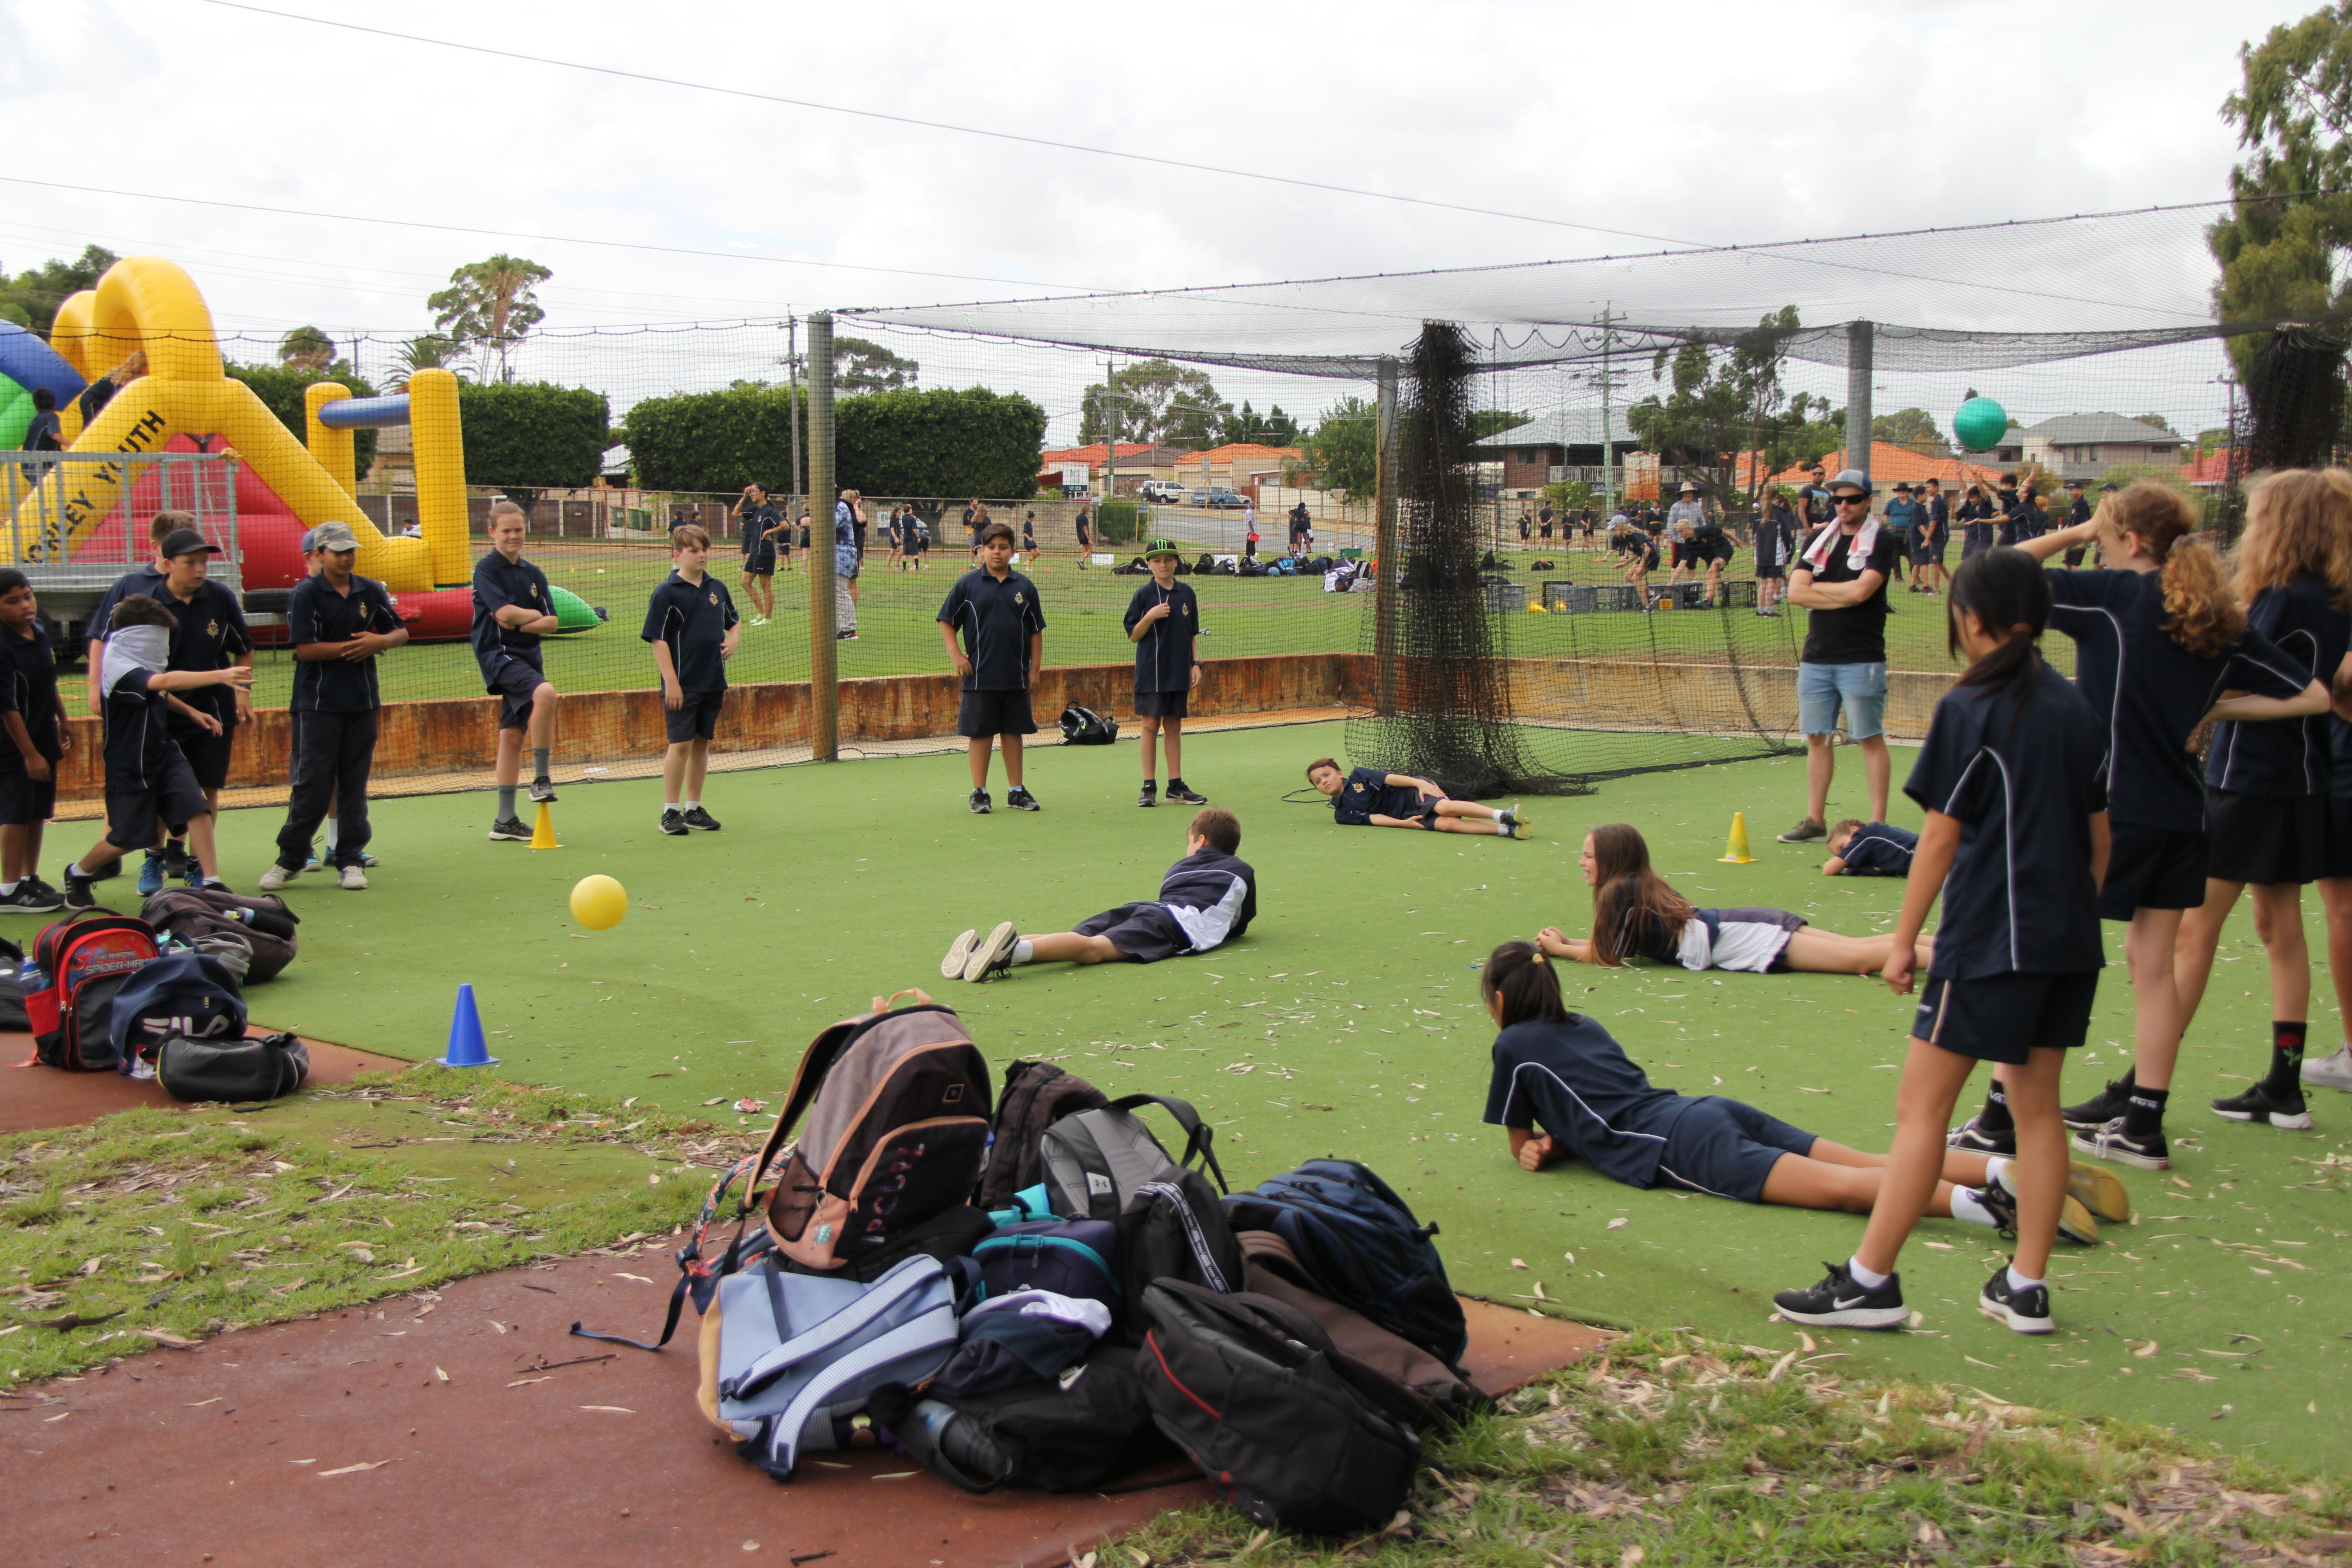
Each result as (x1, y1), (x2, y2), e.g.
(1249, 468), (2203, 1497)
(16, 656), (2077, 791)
(1125, 540), (1205, 809)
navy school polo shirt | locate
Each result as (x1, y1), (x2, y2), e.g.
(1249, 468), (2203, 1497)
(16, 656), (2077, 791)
(2205, 574), (2348, 800)
(1481, 1014), (1694, 1190)
(101, 665), (173, 789)
(471, 549), (554, 682)
(938, 568), (1045, 692)
(85, 564), (165, 659)
(1331, 764), (1423, 826)
(2049, 568), (2308, 829)
(287, 573), (403, 714)
(1833, 822), (1917, 876)
(1906, 659), (2107, 980)
(739, 501), (780, 550)
(0, 622), (62, 765)
(641, 571), (739, 694)
(1123, 579), (1200, 693)
(159, 579), (251, 730)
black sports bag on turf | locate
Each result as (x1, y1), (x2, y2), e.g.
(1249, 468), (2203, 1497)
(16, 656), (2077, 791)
(1136, 1280), (1421, 1536)
(1058, 706), (1119, 745)
(157, 1029), (309, 1103)
(867, 1344), (1175, 1494)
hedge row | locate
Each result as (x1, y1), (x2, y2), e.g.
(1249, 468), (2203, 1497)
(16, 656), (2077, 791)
(622, 384), (1045, 503)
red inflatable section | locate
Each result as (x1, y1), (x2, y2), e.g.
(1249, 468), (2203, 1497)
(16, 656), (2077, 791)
(97, 435), (475, 642)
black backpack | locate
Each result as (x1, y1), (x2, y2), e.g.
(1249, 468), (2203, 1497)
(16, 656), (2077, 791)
(1058, 706), (1119, 746)
(1193, 554), (1215, 575)
(157, 1029), (309, 1103)
(975, 1059), (1108, 1210)
(1221, 1158), (1468, 1371)
(1040, 1094), (1242, 1325)
(867, 1344), (1175, 1494)
(1136, 1280), (1421, 1535)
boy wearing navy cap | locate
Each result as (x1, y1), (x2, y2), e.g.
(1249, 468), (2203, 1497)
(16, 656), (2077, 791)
(642, 525), (740, 837)
(1125, 539), (1205, 809)
(937, 521), (1045, 813)
(473, 500), (562, 842)
(151, 524), (251, 890)
(259, 521), (406, 892)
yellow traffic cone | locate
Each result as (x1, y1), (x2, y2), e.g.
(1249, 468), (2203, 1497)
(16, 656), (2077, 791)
(1717, 811), (1754, 864)
(529, 801), (561, 850)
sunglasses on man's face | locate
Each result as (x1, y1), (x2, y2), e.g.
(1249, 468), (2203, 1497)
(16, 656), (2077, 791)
(1834, 493), (1870, 506)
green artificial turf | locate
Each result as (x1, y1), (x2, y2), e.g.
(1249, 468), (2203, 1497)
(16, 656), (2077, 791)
(47, 718), (2347, 1469)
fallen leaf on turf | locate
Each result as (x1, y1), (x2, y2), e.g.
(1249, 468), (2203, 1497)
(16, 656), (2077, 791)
(612, 1273), (652, 1284)
(507, 1377), (550, 1387)
(1563, 1250), (1575, 1266)
(1619, 1548), (1645, 1568)
(77, 1256), (103, 1275)
(434, 1367), (448, 1382)
(579, 1405), (635, 1412)
(734, 1099), (766, 1115)
(318, 1460), (392, 1476)
(1965, 1355), (1999, 1370)
(1767, 1349), (1798, 1382)
(1798, 1332), (1816, 1353)
(1799, 1086), (1830, 1094)
(1923, 1240), (1954, 1250)
(703, 1098), (725, 1107)
(2132, 1340), (2159, 1357)
(139, 1328), (200, 1349)
(1607, 1217), (1627, 1230)
(2171, 1176), (2194, 1190)
(1510, 1258), (1528, 1269)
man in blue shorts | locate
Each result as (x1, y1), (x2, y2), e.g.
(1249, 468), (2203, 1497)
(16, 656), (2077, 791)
(1780, 470), (1897, 843)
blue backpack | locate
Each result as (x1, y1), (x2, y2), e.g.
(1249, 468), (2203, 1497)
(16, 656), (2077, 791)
(108, 950), (246, 1072)
(1220, 1159), (1466, 1372)
(970, 1217), (1120, 1313)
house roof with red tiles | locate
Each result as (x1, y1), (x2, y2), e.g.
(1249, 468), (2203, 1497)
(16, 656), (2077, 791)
(1039, 441), (1161, 466)
(1174, 442), (1304, 466)
(1767, 441), (2005, 490)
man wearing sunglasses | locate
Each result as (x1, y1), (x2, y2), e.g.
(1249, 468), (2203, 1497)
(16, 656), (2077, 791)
(1778, 470), (1896, 844)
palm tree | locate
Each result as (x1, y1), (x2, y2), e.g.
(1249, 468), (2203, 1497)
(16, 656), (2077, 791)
(278, 324), (336, 372)
(389, 333), (467, 392)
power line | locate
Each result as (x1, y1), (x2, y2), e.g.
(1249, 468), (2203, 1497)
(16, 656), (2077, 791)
(186, 0), (1710, 252)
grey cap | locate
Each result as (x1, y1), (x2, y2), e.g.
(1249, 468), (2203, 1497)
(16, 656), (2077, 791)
(310, 520), (360, 552)
(1829, 468), (1871, 494)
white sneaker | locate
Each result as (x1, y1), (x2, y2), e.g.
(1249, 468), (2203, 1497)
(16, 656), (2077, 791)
(2302, 1044), (2352, 1092)
(941, 928), (977, 980)
(258, 863), (296, 892)
(339, 864), (368, 890)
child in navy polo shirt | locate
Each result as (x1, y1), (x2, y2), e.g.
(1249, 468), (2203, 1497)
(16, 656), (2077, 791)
(62, 596), (252, 911)
(642, 525), (740, 837)
(0, 569), (69, 913)
(1476, 942), (2109, 1238)
(1822, 819), (1917, 877)
(1775, 548), (2109, 1338)
(937, 521), (1045, 814)
(473, 500), (562, 842)
(943, 807), (1254, 981)
(1303, 757), (1527, 836)
(1125, 539), (1206, 809)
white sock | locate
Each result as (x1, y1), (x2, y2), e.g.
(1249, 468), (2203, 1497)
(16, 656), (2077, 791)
(1494, 821), (1512, 836)
(324, 823), (338, 850)
(681, 799), (699, 811)
(1985, 1156), (2014, 1195)
(0, 881), (17, 896)
(1951, 1187), (1998, 1228)
(1011, 940), (1035, 965)
(664, 801), (679, 812)
(1845, 1256), (1891, 1291)
(2007, 1264), (2043, 1294)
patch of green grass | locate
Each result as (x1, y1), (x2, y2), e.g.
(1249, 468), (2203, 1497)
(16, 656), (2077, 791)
(1114, 1332), (2352, 1567)
(0, 1066), (755, 1386)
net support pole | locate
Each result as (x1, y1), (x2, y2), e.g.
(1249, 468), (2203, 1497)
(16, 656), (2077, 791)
(1373, 353), (1400, 717)
(807, 310), (839, 762)
(1844, 319), (1873, 482)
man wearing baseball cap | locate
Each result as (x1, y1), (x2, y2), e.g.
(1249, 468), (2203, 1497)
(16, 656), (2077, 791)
(260, 521), (407, 892)
(1780, 470), (1898, 843)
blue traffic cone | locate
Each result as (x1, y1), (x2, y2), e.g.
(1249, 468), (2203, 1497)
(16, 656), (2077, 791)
(438, 983), (499, 1068)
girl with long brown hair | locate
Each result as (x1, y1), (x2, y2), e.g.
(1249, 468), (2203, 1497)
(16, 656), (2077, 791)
(1537, 822), (1921, 975)
(1945, 483), (2330, 1172)
(2171, 469), (2352, 1139)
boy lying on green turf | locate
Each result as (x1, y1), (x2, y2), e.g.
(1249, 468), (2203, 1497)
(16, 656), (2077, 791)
(1822, 818), (1919, 877)
(942, 807), (1256, 981)
(1304, 757), (1530, 836)
(1478, 940), (2125, 1237)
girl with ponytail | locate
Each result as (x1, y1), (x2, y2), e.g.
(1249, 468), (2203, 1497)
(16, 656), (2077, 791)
(1956, 482), (2331, 1174)
(1774, 546), (2111, 1337)
(1477, 941), (2109, 1245)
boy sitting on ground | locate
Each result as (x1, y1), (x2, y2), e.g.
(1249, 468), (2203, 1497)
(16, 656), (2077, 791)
(1821, 818), (1919, 877)
(1305, 756), (1529, 836)
(943, 807), (1255, 981)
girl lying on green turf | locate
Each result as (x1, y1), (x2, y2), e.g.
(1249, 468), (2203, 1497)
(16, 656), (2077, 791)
(1539, 822), (1931, 975)
(1479, 941), (2122, 1235)
(1304, 757), (1531, 836)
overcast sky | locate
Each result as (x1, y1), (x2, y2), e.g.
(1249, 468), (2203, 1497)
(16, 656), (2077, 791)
(0, 0), (2309, 437)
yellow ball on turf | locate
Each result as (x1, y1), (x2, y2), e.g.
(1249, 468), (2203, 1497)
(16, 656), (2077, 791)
(570, 874), (627, 931)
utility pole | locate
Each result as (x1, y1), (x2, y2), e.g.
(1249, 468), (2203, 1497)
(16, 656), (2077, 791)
(1598, 305), (1616, 518)
(786, 315), (804, 514)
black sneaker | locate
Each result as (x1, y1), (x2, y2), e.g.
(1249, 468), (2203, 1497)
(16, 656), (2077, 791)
(962, 921), (1019, 983)
(1139, 781), (1158, 808)
(2072, 1116), (2170, 1170)
(1774, 1260), (1906, 1330)
(1164, 781), (1207, 805)
(0, 882), (60, 914)
(1777, 817), (1826, 843)
(1945, 1114), (2016, 1156)
(2210, 1081), (2313, 1130)
(1979, 1264), (2053, 1335)
(529, 777), (558, 804)
(2062, 1073), (2135, 1132)
(969, 789), (992, 815)
(659, 808), (689, 837)
(1006, 787), (1040, 812)
(1973, 1180), (2099, 1246)
(488, 816), (532, 842)
(681, 806), (722, 832)
(61, 868), (94, 912)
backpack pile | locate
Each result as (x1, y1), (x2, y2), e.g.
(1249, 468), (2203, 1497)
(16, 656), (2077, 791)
(140, 888), (300, 984)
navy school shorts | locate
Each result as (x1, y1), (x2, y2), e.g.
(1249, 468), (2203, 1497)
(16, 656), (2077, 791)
(1655, 1097), (1818, 1204)
(663, 688), (726, 745)
(486, 657), (549, 732)
(1912, 969), (2100, 1066)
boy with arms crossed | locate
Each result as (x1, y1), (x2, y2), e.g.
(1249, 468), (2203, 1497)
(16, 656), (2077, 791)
(474, 500), (562, 842)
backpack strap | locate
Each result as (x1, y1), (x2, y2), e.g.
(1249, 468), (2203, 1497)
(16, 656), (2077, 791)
(1132, 1180), (1232, 1292)
(1104, 1093), (1229, 1194)
(572, 1152), (762, 1352)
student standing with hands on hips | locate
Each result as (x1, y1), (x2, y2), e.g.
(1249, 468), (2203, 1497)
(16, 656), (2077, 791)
(643, 525), (740, 837)
(1775, 549), (2108, 1337)
(1126, 539), (1207, 809)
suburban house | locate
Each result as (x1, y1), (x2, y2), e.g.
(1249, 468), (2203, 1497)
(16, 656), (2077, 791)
(1768, 442), (2005, 505)
(1466, 407), (1641, 495)
(1036, 441), (1193, 494)
(1174, 442), (1304, 495)
(1981, 414), (2183, 480)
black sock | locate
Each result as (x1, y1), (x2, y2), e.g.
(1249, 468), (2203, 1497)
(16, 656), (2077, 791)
(1978, 1082), (2014, 1135)
(1167, 778), (1185, 790)
(2266, 1021), (2308, 1095)
(2122, 1085), (2168, 1140)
